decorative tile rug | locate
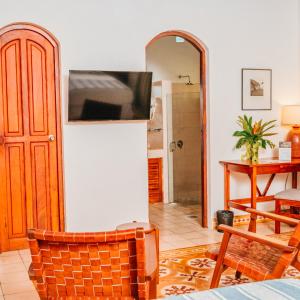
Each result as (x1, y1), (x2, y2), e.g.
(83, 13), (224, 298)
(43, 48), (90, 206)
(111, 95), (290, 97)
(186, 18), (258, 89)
(158, 232), (300, 297)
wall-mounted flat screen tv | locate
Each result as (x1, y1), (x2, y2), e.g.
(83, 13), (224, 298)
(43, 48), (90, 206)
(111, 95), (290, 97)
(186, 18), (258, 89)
(68, 70), (152, 121)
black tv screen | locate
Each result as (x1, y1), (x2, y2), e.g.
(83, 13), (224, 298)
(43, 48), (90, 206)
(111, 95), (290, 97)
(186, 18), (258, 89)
(68, 70), (152, 121)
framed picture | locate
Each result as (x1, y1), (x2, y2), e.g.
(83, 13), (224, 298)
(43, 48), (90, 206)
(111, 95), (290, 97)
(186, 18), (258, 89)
(242, 68), (272, 110)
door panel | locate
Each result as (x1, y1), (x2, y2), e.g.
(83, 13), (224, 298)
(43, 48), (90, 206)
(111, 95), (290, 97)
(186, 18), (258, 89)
(27, 40), (48, 135)
(0, 24), (64, 251)
(31, 142), (51, 229)
(6, 143), (26, 238)
(1, 39), (23, 136)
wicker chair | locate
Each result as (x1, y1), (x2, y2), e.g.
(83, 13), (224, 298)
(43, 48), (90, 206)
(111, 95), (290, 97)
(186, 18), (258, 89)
(274, 188), (300, 233)
(206, 208), (300, 288)
(28, 227), (158, 299)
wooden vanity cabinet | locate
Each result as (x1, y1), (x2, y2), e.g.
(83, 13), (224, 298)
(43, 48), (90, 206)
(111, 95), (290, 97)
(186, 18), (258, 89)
(148, 158), (163, 203)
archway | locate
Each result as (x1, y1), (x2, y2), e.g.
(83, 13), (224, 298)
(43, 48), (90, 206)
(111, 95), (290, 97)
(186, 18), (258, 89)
(146, 30), (208, 227)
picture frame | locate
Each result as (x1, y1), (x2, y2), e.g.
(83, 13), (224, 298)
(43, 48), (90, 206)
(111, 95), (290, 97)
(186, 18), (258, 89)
(242, 68), (272, 110)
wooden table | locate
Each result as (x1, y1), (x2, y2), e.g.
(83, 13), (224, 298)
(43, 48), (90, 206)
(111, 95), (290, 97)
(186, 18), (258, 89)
(220, 159), (300, 231)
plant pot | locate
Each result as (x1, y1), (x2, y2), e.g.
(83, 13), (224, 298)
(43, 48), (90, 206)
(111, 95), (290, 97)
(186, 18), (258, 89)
(216, 210), (234, 233)
(244, 142), (259, 163)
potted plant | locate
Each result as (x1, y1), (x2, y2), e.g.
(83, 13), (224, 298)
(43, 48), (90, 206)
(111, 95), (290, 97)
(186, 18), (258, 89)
(233, 115), (277, 163)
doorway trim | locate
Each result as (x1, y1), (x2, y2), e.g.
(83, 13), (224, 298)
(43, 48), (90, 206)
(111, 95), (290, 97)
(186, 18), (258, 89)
(0, 22), (65, 231)
(146, 30), (208, 228)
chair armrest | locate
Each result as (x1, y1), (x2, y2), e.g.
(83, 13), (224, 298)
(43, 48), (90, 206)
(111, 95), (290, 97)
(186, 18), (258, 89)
(246, 208), (299, 226)
(218, 224), (295, 252)
(144, 229), (158, 279)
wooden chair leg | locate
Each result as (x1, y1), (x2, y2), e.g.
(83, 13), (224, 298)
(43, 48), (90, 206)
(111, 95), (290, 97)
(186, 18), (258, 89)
(210, 231), (231, 289)
(235, 271), (242, 279)
(248, 213), (257, 232)
(210, 263), (226, 288)
(149, 276), (157, 299)
(275, 200), (281, 234)
(292, 258), (300, 272)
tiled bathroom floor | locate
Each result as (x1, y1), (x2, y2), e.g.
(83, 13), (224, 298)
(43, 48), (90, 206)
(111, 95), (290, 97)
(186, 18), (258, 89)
(149, 202), (223, 250)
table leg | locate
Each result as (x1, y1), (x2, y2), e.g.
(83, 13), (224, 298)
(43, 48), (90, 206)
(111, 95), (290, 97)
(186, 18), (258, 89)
(224, 164), (230, 210)
(275, 200), (281, 234)
(250, 167), (257, 232)
(262, 174), (276, 196)
(291, 172), (298, 216)
(292, 172), (298, 189)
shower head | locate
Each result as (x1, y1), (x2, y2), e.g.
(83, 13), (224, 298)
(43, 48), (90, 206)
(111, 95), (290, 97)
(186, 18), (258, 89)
(178, 74), (193, 85)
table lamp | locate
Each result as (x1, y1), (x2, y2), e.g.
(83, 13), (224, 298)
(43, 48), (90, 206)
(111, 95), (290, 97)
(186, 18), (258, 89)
(282, 105), (300, 158)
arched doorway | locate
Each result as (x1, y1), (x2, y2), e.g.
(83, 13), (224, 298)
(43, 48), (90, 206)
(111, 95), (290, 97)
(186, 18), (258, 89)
(146, 30), (208, 228)
(0, 23), (64, 251)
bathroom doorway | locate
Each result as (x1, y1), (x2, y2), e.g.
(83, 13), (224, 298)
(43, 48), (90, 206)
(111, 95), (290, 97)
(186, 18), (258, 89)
(146, 31), (208, 242)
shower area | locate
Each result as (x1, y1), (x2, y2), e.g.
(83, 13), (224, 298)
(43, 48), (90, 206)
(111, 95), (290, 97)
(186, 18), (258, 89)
(148, 81), (202, 214)
(168, 84), (202, 207)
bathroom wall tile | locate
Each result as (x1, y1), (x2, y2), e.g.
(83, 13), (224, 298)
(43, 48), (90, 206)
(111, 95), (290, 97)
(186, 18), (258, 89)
(181, 112), (201, 128)
(172, 83), (200, 94)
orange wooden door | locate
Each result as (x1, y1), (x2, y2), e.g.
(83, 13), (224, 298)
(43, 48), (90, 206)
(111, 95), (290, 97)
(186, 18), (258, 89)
(0, 24), (64, 251)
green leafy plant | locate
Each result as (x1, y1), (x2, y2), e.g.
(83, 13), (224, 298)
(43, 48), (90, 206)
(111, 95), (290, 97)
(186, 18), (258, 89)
(233, 115), (277, 163)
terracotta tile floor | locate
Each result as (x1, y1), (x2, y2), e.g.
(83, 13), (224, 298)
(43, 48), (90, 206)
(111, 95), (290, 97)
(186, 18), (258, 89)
(0, 203), (292, 298)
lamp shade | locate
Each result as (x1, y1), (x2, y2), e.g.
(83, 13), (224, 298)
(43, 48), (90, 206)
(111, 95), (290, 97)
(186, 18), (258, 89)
(282, 105), (300, 126)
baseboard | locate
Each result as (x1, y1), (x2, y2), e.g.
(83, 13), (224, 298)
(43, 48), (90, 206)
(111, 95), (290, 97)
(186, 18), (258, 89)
(212, 214), (271, 229)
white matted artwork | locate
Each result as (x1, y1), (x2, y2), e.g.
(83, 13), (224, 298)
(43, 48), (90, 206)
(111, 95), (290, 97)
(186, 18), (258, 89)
(242, 68), (272, 110)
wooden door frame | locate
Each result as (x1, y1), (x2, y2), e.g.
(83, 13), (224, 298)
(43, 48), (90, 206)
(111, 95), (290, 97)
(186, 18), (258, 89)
(0, 22), (65, 234)
(146, 30), (208, 228)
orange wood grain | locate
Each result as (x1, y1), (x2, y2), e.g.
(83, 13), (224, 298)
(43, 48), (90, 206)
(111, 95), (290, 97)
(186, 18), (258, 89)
(262, 173), (276, 196)
(210, 231), (231, 288)
(250, 167), (257, 210)
(221, 159), (300, 233)
(0, 23), (64, 251)
(246, 208), (299, 226)
(224, 164), (230, 210)
(219, 224), (295, 252)
(148, 158), (163, 203)
(292, 171), (298, 188)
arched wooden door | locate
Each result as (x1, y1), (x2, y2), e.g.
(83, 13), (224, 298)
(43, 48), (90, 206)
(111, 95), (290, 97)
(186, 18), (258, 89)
(0, 23), (64, 251)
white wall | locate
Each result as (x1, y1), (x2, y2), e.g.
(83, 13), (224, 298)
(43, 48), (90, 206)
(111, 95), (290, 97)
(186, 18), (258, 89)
(64, 123), (148, 231)
(146, 36), (200, 83)
(1, 0), (300, 229)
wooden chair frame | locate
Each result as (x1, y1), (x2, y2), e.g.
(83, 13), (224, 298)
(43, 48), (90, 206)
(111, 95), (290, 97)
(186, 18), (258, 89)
(208, 208), (300, 288)
(275, 197), (300, 233)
